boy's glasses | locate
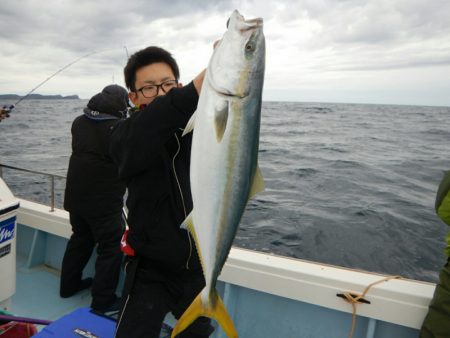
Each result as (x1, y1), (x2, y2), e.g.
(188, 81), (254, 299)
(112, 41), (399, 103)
(136, 80), (178, 98)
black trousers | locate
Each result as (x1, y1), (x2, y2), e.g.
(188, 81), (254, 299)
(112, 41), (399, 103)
(115, 258), (214, 338)
(60, 212), (124, 309)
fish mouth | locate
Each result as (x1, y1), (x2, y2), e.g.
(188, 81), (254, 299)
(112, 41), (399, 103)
(240, 18), (263, 33)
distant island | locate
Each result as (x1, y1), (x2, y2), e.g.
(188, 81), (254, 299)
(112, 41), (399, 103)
(0, 94), (79, 100)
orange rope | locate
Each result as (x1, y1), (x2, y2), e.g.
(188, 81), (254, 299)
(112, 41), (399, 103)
(341, 275), (402, 338)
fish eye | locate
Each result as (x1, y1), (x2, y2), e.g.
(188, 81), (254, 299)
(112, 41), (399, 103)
(245, 42), (255, 52)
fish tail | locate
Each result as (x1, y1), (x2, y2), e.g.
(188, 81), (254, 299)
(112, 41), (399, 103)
(171, 288), (238, 338)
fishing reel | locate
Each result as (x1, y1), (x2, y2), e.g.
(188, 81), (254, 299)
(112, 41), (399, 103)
(0, 104), (14, 122)
(1, 104), (15, 117)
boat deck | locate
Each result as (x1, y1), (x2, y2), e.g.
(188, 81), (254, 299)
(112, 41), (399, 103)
(11, 255), (91, 323)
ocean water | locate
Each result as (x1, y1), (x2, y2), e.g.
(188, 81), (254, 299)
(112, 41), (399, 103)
(0, 99), (449, 283)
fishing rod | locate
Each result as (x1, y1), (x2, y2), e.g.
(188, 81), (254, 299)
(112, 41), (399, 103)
(1, 45), (132, 120)
(1, 51), (97, 116)
(15, 51), (97, 106)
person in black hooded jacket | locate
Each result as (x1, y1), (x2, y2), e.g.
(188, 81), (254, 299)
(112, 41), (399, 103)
(60, 84), (128, 314)
(110, 46), (213, 338)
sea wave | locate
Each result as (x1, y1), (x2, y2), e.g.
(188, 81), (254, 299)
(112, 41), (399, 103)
(1, 99), (449, 282)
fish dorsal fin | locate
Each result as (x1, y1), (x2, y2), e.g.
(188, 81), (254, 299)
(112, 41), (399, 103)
(214, 100), (229, 142)
(182, 111), (196, 136)
(249, 165), (265, 199)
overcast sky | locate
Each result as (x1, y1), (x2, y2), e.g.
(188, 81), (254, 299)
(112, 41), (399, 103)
(1, 0), (449, 106)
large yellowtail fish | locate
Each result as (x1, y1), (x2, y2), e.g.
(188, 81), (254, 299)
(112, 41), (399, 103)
(171, 10), (265, 338)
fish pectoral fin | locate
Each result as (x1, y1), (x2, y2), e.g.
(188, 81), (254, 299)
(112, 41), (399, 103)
(214, 100), (229, 142)
(171, 289), (238, 338)
(182, 111), (197, 136)
(248, 165), (265, 199)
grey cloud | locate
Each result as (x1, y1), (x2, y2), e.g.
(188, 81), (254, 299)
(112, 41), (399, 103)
(1, 0), (449, 105)
(271, 0), (450, 47)
(267, 0), (450, 73)
(321, 56), (450, 73)
(0, 0), (235, 54)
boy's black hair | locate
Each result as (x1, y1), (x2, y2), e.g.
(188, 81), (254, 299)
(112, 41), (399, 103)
(124, 46), (180, 91)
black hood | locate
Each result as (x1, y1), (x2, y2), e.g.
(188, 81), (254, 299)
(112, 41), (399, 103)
(84, 84), (128, 119)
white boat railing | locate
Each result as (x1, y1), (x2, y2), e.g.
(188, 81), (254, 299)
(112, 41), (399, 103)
(0, 163), (65, 212)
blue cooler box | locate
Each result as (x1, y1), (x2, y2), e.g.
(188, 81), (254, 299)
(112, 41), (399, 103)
(33, 308), (115, 338)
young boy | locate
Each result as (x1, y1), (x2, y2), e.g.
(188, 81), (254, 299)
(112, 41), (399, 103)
(110, 46), (212, 338)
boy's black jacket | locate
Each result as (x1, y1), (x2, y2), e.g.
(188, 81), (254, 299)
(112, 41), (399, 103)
(110, 82), (202, 273)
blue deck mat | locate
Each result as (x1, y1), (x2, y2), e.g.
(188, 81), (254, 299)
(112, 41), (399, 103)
(32, 307), (115, 338)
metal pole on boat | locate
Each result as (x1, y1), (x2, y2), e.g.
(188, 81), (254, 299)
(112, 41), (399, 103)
(50, 175), (55, 212)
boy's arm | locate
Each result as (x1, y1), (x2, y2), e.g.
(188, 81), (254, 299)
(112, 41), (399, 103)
(110, 81), (199, 179)
(193, 69), (206, 95)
